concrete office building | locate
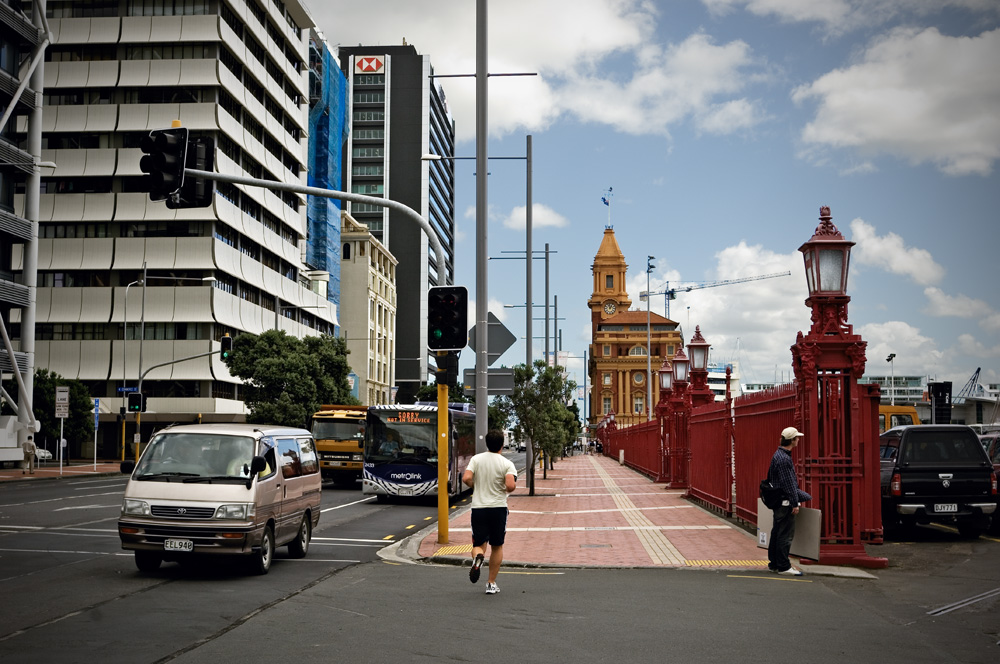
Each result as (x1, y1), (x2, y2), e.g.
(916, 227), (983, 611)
(17, 0), (336, 459)
(0, 0), (43, 464)
(338, 43), (456, 404)
(339, 211), (395, 406)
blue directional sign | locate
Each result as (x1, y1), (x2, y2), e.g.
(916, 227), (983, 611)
(94, 398), (99, 429)
(117, 386), (138, 393)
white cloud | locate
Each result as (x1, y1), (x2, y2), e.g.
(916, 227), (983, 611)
(923, 287), (992, 319)
(849, 219), (945, 286)
(980, 312), (1000, 334)
(955, 333), (1000, 358)
(320, 2), (767, 142)
(857, 320), (947, 376)
(501, 203), (569, 230)
(702, 0), (1000, 34)
(792, 27), (1000, 175)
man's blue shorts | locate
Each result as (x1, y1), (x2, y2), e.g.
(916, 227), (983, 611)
(471, 507), (508, 547)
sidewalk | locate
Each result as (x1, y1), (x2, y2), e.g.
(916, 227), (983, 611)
(0, 460), (122, 482)
(410, 453), (873, 577)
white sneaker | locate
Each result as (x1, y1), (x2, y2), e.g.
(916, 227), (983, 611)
(778, 568), (804, 576)
(485, 582), (500, 594)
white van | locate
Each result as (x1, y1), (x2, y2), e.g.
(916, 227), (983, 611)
(118, 423), (321, 575)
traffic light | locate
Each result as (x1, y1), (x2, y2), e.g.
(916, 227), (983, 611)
(139, 127), (188, 202)
(427, 285), (468, 351)
(435, 351), (460, 387)
(220, 334), (233, 359)
(127, 392), (146, 413)
(167, 136), (215, 209)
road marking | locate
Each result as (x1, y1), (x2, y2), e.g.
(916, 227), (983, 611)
(0, 491), (123, 508)
(320, 496), (376, 513)
(512, 505), (694, 515)
(927, 587), (1000, 615)
(727, 574), (812, 582)
(54, 505), (120, 511)
(313, 536), (394, 544)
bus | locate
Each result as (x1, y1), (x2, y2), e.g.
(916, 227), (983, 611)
(311, 405), (367, 485)
(362, 404), (475, 500)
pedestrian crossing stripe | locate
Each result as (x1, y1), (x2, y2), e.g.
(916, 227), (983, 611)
(431, 544), (473, 556)
(685, 560), (769, 567)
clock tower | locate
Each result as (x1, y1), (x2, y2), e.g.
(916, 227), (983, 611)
(588, 226), (631, 336)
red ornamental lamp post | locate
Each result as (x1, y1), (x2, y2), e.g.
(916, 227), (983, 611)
(667, 347), (690, 489)
(655, 358), (673, 482)
(791, 206), (887, 569)
(687, 326), (714, 407)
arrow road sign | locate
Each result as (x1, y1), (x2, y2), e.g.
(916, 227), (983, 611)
(467, 312), (517, 367)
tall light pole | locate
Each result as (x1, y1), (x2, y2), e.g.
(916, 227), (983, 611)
(646, 256), (655, 421)
(886, 353), (896, 405)
(122, 276), (143, 461)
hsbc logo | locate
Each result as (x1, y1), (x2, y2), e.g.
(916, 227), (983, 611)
(355, 56), (384, 73)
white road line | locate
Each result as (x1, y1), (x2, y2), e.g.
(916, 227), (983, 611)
(320, 496), (377, 512)
(927, 587), (1000, 616)
(54, 505), (120, 512)
(313, 536), (394, 543)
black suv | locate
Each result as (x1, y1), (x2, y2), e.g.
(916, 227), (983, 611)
(879, 425), (998, 538)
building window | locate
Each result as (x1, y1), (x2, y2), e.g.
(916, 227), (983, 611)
(603, 372), (611, 386)
(629, 346), (648, 356)
(603, 344), (610, 357)
(633, 373), (644, 385)
(602, 397), (611, 415)
(633, 395), (644, 414)
(606, 274), (613, 289)
(343, 243), (351, 260)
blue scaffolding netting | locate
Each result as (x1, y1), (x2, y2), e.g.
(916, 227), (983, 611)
(306, 41), (348, 316)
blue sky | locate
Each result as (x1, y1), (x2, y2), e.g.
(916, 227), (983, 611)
(317, 0), (1000, 398)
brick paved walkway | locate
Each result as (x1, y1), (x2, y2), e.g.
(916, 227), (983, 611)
(418, 452), (771, 570)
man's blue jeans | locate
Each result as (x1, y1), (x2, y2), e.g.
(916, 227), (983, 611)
(768, 504), (796, 571)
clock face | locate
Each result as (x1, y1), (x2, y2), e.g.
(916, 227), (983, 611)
(604, 301), (617, 315)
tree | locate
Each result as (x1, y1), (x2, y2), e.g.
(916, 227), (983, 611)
(494, 360), (577, 495)
(32, 369), (94, 459)
(223, 330), (359, 428)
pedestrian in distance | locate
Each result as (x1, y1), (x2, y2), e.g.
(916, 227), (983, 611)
(766, 426), (812, 576)
(462, 429), (517, 595)
(21, 435), (36, 475)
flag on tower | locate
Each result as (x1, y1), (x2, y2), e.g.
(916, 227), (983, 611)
(601, 187), (613, 206)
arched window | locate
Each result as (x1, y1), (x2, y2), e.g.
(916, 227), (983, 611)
(343, 243), (351, 260)
(629, 346), (647, 356)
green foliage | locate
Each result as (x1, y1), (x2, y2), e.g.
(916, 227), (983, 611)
(32, 369), (94, 452)
(493, 360), (578, 479)
(414, 383), (469, 404)
(222, 330), (359, 428)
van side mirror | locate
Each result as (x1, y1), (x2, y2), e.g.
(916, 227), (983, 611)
(250, 456), (266, 475)
(121, 460), (135, 474)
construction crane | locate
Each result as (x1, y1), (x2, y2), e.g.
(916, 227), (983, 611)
(640, 271), (792, 319)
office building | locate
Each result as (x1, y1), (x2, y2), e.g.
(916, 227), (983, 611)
(338, 43), (456, 403)
(18, 0), (335, 458)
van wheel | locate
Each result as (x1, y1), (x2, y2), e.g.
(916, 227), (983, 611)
(251, 526), (274, 575)
(134, 550), (162, 573)
(288, 516), (311, 559)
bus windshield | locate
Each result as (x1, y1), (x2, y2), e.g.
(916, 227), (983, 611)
(365, 409), (438, 465)
(134, 433), (256, 481)
(313, 420), (365, 441)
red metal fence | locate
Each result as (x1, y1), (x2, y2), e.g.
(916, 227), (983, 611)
(688, 399), (733, 514)
(602, 418), (664, 481)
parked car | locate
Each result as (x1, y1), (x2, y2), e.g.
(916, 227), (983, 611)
(979, 432), (1000, 474)
(35, 448), (53, 461)
(879, 425), (998, 538)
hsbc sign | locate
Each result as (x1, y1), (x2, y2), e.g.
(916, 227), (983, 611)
(355, 56), (384, 73)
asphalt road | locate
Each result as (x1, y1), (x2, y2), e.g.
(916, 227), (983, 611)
(0, 456), (997, 664)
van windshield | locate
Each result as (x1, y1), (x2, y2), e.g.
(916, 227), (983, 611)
(134, 433), (256, 481)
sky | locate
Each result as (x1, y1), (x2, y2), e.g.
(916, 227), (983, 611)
(314, 0), (1000, 403)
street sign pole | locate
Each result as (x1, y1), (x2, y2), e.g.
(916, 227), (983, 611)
(55, 386), (69, 476)
(93, 398), (99, 470)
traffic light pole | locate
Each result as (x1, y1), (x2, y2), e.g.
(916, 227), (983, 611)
(131, 347), (224, 462)
(437, 359), (450, 544)
(183, 169), (446, 281)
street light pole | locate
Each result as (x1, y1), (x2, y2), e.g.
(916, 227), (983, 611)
(646, 256), (655, 421)
(122, 277), (142, 461)
(886, 353), (896, 405)
(475, 0), (490, 451)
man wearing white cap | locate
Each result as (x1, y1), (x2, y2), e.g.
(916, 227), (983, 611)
(766, 426), (812, 575)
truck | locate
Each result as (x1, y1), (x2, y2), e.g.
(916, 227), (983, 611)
(879, 424), (998, 538)
(311, 405), (367, 486)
